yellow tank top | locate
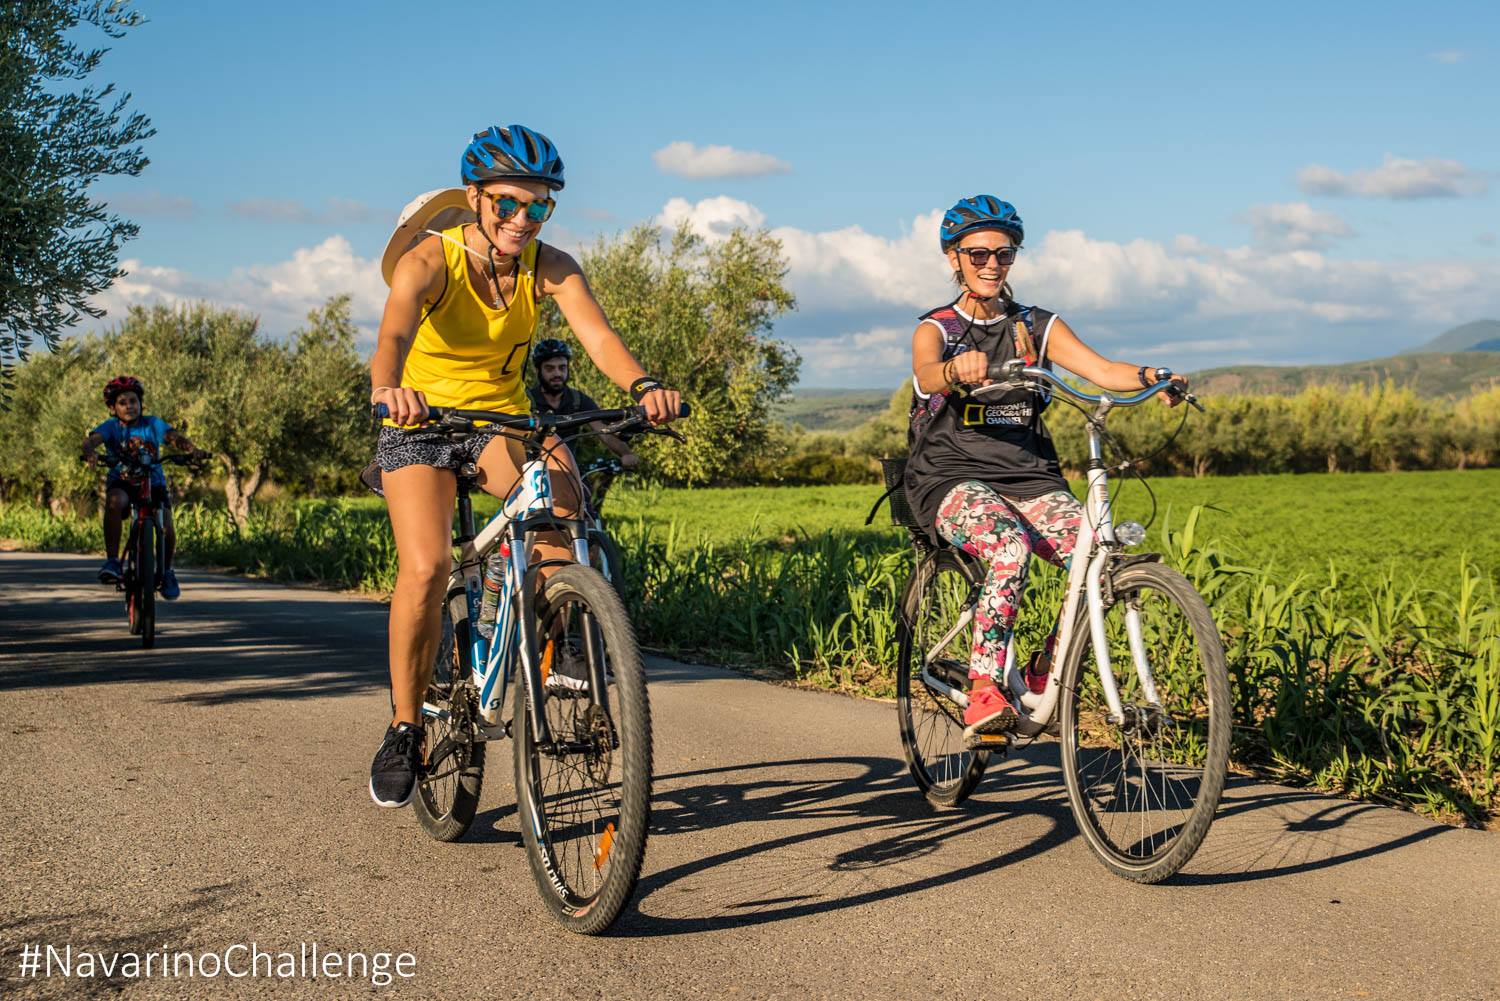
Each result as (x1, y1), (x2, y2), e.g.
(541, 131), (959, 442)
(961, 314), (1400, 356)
(395, 226), (540, 419)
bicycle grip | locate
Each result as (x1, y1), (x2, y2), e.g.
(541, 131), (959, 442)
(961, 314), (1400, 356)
(372, 403), (441, 422)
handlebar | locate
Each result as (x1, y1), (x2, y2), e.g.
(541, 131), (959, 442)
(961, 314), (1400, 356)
(975, 359), (1202, 411)
(373, 402), (691, 435)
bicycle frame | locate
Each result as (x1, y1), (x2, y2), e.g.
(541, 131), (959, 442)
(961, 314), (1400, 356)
(426, 454), (599, 751)
(918, 369), (1180, 732)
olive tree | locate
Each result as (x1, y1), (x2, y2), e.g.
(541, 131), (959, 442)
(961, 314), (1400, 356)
(537, 225), (799, 484)
(0, 1), (154, 381)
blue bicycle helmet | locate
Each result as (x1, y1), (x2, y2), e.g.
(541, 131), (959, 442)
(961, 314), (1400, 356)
(940, 195), (1024, 251)
(461, 124), (566, 191)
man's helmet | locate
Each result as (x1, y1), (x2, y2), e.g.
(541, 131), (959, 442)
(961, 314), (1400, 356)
(532, 338), (573, 369)
(461, 125), (566, 191)
(940, 195), (1024, 251)
(103, 375), (144, 406)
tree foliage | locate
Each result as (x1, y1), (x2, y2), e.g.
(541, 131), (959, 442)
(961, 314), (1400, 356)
(0, 298), (371, 525)
(537, 225), (798, 483)
(1, 1), (154, 377)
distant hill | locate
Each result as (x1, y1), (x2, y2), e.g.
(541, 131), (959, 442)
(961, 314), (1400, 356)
(1404, 319), (1500, 355)
(777, 388), (893, 430)
(1192, 351), (1500, 398)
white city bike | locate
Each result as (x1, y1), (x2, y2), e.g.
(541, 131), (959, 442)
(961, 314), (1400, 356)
(892, 361), (1230, 883)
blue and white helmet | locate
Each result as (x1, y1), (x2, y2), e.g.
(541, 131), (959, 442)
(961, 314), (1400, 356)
(461, 124), (565, 190)
(940, 195), (1024, 251)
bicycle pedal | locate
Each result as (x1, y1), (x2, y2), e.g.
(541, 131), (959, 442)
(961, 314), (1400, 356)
(964, 732), (1012, 752)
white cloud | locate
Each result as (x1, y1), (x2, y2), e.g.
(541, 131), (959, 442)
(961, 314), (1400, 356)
(652, 141), (791, 180)
(92, 235), (386, 343)
(1428, 50), (1465, 64)
(796, 326), (912, 384)
(1296, 154), (1488, 199)
(656, 195), (766, 240)
(1242, 202), (1354, 249)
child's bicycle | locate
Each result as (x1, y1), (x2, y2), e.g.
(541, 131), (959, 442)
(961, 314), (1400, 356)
(889, 361), (1229, 883)
(374, 401), (687, 934)
(89, 442), (204, 649)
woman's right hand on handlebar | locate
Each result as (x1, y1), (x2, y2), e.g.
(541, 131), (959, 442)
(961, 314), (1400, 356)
(948, 350), (990, 388)
(372, 386), (430, 427)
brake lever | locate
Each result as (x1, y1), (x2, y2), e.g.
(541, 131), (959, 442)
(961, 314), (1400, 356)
(649, 425), (687, 443)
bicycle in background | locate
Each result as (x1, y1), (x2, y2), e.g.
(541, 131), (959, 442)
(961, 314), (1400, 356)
(86, 441), (205, 649)
(889, 361), (1229, 883)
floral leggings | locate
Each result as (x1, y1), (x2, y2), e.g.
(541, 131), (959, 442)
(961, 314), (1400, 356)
(934, 481), (1084, 683)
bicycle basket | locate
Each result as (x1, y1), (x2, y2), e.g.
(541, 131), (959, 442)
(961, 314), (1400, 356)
(880, 456), (919, 528)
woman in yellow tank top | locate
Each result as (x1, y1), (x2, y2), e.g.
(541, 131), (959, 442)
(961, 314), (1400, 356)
(366, 125), (682, 807)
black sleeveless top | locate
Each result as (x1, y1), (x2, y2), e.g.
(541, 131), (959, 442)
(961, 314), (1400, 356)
(904, 299), (1068, 542)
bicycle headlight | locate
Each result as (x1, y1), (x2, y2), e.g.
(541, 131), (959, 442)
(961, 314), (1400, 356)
(1116, 520), (1147, 547)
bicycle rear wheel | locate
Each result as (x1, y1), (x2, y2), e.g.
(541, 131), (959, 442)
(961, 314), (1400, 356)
(515, 564), (650, 935)
(1059, 561), (1230, 883)
(137, 518), (156, 649)
(414, 598), (485, 841)
(896, 550), (989, 808)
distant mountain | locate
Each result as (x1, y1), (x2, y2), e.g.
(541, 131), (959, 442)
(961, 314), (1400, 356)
(1404, 319), (1500, 355)
(777, 388), (893, 430)
(1191, 351), (1500, 398)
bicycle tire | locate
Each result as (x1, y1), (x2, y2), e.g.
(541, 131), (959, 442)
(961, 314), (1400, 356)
(414, 600), (485, 842)
(514, 564), (650, 935)
(1058, 561), (1230, 883)
(137, 518), (156, 649)
(896, 549), (989, 808)
(588, 527), (625, 599)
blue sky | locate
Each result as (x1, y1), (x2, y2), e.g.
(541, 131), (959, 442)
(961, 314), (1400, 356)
(87, 0), (1500, 385)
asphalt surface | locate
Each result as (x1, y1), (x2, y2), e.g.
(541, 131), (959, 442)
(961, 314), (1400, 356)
(1, 550), (1497, 1001)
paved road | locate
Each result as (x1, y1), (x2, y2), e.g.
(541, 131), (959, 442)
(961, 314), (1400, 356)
(1, 551), (1496, 1000)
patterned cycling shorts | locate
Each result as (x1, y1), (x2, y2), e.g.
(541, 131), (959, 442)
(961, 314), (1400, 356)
(374, 426), (496, 473)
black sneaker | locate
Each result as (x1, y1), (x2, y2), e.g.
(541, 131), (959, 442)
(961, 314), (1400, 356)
(546, 642), (592, 693)
(368, 722), (424, 808)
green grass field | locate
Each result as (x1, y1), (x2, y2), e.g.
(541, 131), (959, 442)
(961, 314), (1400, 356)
(597, 468), (1500, 586)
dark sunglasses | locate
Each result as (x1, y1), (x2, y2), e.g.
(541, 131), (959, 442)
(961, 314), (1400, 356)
(479, 190), (556, 224)
(955, 246), (1019, 267)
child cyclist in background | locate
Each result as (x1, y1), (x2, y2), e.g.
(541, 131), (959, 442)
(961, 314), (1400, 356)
(81, 375), (208, 599)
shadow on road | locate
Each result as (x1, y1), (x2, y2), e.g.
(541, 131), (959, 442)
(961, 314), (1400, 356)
(0, 554), (387, 704)
(614, 751), (1073, 937)
(612, 744), (1457, 937)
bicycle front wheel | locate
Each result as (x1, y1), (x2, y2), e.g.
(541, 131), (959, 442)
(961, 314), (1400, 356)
(137, 518), (156, 649)
(414, 599), (485, 842)
(514, 564), (650, 934)
(896, 550), (989, 808)
(1058, 561), (1230, 883)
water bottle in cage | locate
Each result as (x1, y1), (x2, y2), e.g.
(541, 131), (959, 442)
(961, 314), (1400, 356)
(476, 542), (510, 638)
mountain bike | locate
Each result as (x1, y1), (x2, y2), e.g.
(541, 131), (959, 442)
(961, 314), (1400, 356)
(375, 401), (687, 934)
(89, 443), (203, 649)
(890, 362), (1229, 883)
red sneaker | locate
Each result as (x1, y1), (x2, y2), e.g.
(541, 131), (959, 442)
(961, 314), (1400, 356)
(963, 684), (1019, 738)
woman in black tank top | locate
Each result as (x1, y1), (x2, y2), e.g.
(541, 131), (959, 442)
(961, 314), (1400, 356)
(907, 195), (1191, 739)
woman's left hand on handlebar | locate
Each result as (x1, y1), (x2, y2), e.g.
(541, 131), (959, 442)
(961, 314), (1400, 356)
(640, 386), (682, 425)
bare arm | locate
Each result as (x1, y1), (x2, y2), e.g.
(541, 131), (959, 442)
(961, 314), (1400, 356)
(540, 245), (681, 424)
(370, 237), (447, 426)
(1044, 317), (1188, 394)
(81, 430), (105, 465)
(588, 420), (639, 466)
(165, 428), (206, 456)
(912, 322), (990, 394)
